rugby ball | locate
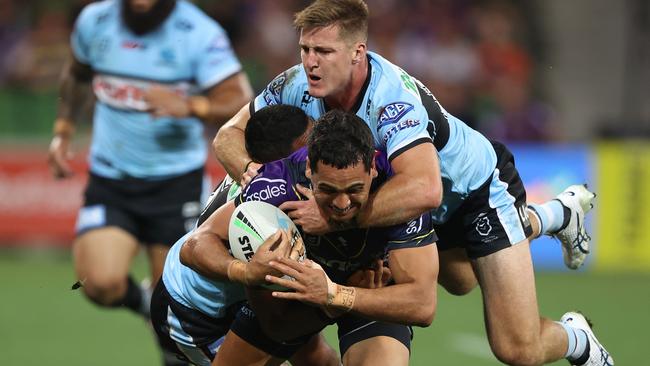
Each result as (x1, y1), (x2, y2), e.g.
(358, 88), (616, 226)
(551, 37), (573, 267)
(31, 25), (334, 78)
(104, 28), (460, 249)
(228, 201), (302, 289)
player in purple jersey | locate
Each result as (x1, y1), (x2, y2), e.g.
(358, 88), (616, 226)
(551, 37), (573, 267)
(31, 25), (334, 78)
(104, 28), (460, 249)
(183, 110), (438, 366)
(47, 1), (252, 365)
(212, 1), (610, 365)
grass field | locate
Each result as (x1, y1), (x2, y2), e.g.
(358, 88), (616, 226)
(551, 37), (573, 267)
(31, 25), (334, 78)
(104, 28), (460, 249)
(1, 248), (647, 365)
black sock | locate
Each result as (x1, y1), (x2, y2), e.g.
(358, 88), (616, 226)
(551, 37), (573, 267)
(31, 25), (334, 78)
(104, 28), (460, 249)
(573, 338), (590, 365)
(109, 276), (142, 313)
(557, 200), (572, 231)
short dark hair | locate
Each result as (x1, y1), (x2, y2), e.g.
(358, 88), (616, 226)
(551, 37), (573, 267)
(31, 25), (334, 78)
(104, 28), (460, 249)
(245, 105), (311, 163)
(294, 0), (369, 43)
(308, 109), (374, 173)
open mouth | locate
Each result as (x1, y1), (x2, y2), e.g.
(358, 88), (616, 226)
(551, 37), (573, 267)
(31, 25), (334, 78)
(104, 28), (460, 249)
(308, 74), (321, 82)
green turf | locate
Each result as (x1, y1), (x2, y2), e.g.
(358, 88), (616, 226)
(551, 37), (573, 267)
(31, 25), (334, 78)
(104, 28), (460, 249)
(0, 248), (647, 365)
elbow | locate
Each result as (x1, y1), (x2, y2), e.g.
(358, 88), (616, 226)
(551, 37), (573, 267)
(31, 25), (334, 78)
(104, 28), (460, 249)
(410, 289), (437, 327)
(411, 302), (436, 327)
(421, 186), (442, 210)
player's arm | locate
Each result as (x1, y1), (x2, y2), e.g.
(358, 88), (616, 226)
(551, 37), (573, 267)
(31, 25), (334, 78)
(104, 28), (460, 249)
(48, 55), (94, 179)
(357, 142), (442, 227)
(145, 71), (253, 125)
(268, 243), (439, 327)
(179, 200), (292, 286)
(212, 103), (255, 182)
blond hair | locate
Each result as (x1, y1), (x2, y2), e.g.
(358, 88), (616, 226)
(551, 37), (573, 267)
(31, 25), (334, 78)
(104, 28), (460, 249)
(294, 0), (369, 43)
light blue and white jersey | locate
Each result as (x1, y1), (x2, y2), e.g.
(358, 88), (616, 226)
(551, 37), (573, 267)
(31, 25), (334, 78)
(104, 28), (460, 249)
(252, 51), (496, 223)
(72, 0), (242, 179)
(162, 231), (245, 319)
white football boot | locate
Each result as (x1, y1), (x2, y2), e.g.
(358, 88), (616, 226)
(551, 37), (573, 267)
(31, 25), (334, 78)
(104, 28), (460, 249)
(553, 184), (596, 269)
(561, 312), (614, 366)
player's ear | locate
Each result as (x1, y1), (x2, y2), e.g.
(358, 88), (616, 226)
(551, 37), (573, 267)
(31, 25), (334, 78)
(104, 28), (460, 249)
(352, 42), (366, 64)
(370, 156), (378, 178)
(305, 158), (312, 179)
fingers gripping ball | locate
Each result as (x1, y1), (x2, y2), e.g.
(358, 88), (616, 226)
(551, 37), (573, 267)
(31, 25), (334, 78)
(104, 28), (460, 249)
(228, 201), (304, 290)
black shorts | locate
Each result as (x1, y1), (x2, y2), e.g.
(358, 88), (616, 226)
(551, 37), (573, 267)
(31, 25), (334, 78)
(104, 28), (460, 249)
(231, 302), (412, 359)
(150, 280), (243, 363)
(75, 169), (205, 246)
(435, 141), (533, 258)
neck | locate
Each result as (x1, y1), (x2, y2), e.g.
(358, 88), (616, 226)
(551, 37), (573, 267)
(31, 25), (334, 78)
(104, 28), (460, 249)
(324, 57), (368, 111)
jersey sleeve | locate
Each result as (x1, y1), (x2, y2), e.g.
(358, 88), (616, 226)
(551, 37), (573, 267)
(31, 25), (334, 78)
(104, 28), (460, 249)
(70, 4), (98, 64)
(385, 213), (437, 251)
(251, 66), (307, 111)
(235, 160), (301, 207)
(193, 21), (242, 90)
(376, 99), (433, 161)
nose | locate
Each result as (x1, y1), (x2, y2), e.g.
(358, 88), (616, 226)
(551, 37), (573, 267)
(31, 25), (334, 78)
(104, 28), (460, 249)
(303, 49), (318, 69)
(332, 194), (351, 212)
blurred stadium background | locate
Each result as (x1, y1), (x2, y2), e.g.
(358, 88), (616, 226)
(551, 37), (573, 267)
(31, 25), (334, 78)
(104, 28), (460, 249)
(0, 0), (648, 364)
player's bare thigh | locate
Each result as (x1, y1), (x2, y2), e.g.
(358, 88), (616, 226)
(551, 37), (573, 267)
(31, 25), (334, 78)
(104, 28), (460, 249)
(342, 336), (409, 366)
(471, 239), (566, 363)
(212, 330), (286, 366)
(72, 227), (139, 303)
(146, 243), (170, 287)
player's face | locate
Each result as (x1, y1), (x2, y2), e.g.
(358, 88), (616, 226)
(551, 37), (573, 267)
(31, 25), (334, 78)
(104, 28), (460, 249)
(299, 25), (357, 99)
(307, 159), (377, 224)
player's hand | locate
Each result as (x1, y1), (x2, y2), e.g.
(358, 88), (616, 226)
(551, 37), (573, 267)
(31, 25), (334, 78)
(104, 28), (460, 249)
(266, 258), (331, 307)
(47, 135), (74, 179)
(346, 259), (391, 289)
(240, 162), (261, 187)
(246, 229), (293, 285)
(144, 86), (190, 118)
(279, 185), (331, 235)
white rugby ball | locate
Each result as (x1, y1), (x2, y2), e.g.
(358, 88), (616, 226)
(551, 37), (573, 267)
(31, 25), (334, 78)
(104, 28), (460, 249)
(228, 201), (302, 289)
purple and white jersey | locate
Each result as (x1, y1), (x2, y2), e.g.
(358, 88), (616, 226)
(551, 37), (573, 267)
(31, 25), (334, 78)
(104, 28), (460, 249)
(235, 148), (437, 284)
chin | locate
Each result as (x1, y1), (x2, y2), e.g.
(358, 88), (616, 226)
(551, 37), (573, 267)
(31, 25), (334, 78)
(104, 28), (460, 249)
(308, 86), (326, 98)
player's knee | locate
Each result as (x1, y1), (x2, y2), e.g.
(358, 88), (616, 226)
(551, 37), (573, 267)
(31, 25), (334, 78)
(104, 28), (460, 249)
(490, 338), (541, 366)
(82, 275), (127, 306)
(438, 277), (477, 296)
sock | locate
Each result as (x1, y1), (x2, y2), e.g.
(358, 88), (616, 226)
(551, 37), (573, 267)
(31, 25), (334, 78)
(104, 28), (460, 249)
(528, 200), (567, 235)
(559, 322), (589, 363)
(110, 276), (143, 314)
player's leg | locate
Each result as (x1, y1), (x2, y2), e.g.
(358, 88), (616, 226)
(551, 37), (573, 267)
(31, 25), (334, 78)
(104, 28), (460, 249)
(290, 333), (340, 366)
(213, 302), (338, 366)
(73, 226), (141, 308)
(473, 241), (567, 364)
(338, 317), (411, 366)
(466, 143), (612, 365)
(434, 217), (478, 296)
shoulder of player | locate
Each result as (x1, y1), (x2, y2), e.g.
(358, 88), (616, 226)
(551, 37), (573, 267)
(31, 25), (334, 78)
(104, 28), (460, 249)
(368, 52), (422, 101)
(169, 0), (222, 34)
(75, 0), (116, 29)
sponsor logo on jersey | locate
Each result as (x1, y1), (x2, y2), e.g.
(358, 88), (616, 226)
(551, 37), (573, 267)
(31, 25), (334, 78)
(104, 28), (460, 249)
(122, 40), (146, 50)
(93, 75), (190, 111)
(382, 119), (421, 143)
(263, 73), (286, 106)
(377, 102), (414, 128)
(301, 91), (313, 107)
(174, 19), (194, 31)
(245, 178), (288, 202)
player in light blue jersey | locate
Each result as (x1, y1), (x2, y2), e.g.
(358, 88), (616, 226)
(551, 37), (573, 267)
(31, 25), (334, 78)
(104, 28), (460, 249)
(151, 105), (340, 366)
(46, 1), (253, 365)
(213, 1), (611, 365)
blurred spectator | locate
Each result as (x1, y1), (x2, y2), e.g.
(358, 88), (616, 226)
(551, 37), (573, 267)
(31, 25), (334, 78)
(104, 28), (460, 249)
(4, 7), (71, 91)
(1, 0), (552, 142)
